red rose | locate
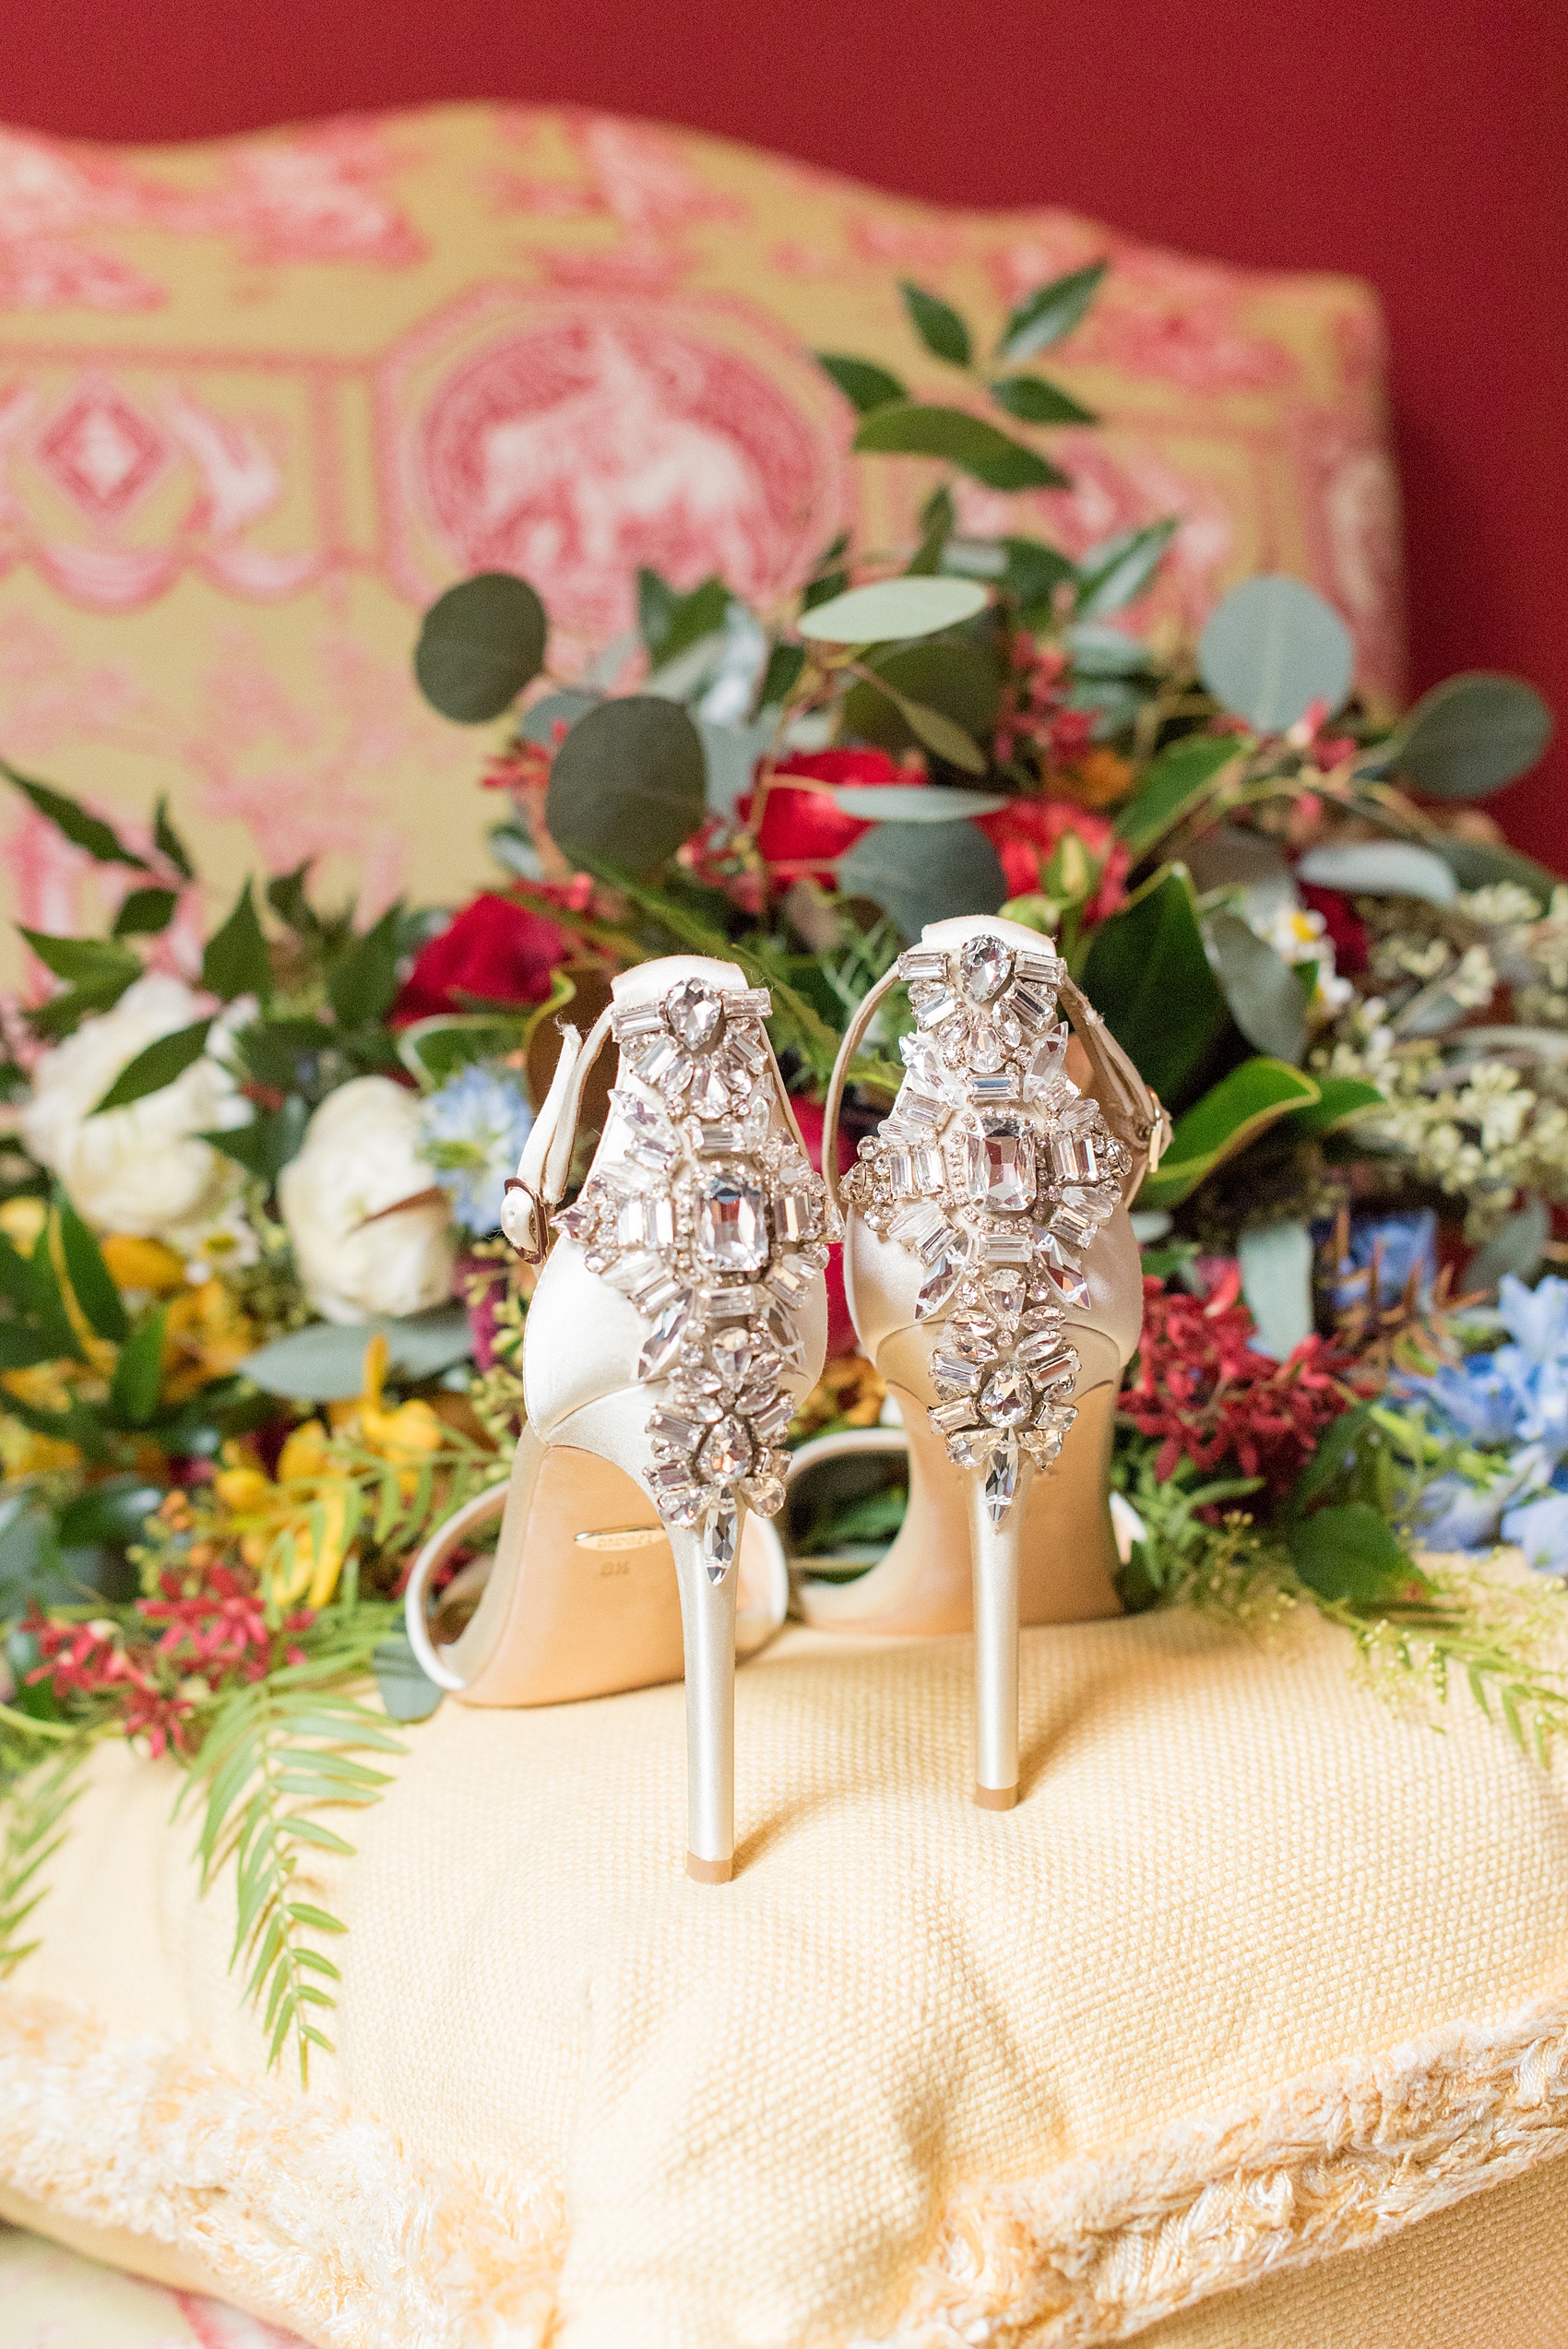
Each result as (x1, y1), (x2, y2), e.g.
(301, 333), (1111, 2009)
(975, 798), (1129, 919)
(741, 749), (914, 882)
(1295, 882), (1368, 976)
(391, 893), (567, 1026)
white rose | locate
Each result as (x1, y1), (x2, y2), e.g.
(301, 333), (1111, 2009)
(279, 1075), (456, 1325)
(20, 973), (251, 1247)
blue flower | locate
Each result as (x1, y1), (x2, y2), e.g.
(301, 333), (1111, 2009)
(1407, 1354), (1522, 1448)
(1330, 1208), (1437, 1312)
(1496, 1273), (1568, 1366)
(418, 1063), (533, 1235)
(1414, 1472), (1514, 1553)
(1502, 1489), (1568, 1577)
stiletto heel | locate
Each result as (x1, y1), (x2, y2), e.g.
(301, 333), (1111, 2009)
(797, 916), (1168, 1802)
(404, 956), (831, 1880)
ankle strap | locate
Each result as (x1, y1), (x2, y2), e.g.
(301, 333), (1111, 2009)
(819, 952), (1170, 1216)
(502, 1003), (616, 1262)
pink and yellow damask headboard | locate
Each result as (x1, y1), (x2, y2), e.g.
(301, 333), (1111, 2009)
(0, 101), (1402, 943)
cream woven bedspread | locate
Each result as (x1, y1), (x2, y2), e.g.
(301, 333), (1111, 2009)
(2, 1609), (1568, 2346)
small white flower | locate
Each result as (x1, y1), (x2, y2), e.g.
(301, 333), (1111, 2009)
(279, 1075), (455, 1324)
(20, 974), (251, 1249)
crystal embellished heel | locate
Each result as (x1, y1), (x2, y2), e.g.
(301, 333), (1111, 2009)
(404, 955), (831, 1882)
(797, 915), (1167, 1807)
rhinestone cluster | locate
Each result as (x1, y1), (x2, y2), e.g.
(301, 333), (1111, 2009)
(553, 978), (834, 1579)
(841, 932), (1131, 1525)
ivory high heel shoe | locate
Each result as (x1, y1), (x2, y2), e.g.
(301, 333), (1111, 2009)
(404, 955), (831, 1881)
(796, 915), (1167, 1809)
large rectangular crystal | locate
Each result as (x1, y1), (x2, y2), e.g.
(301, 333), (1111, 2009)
(616, 1194), (675, 1251)
(885, 1143), (943, 1198)
(611, 1002), (666, 1038)
(695, 1169), (769, 1273)
(912, 988), (957, 1029)
(888, 1199), (945, 1252)
(1015, 950), (1064, 986)
(931, 1352), (980, 1392)
(1051, 1131), (1103, 1184)
(898, 948), (949, 982)
(930, 1397), (980, 1435)
(647, 1411), (704, 1453)
(962, 1117), (1036, 1213)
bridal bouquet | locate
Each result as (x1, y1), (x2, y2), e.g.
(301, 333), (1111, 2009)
(1, 257), (1564, 2074)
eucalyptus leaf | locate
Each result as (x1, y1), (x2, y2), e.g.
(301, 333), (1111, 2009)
(814, 353), (908, 413)
(414, 573), (548, 723)
(988, 374), (1097, 425)
(851, 403), (1067, 492)
(1136, 1060), (1322, 1208)
(798, 576), (987, 646)
(1065, 623), (1153, 676)
(898, 280), (971, 367)
(1467, 1200), (1550, 1294)
(1, 762), (149, 871)
(994, 262), (1108, 364)
(838, 819), (1006, 942)
(1237, 1220), (1314, 1360)
(372, 1629), (444, 1722)
(1295, 840), (1458, 906)
(518, 689), (598, 746)
(1380, 672), (1552, 799)
(1426, 836), (1559, 905)
(547, 696), (707, 870)
(1073, 519), (1177, 619)
(1203, 910), (1309, 1064)
(697, 719), (775, 818)
(1198, 575), (1354, 733)
(91, 1018), (214, 1116)
(830, 784), (1010, 821)
(240, 1304), (474, 1402)
(638, 571), (728, 668)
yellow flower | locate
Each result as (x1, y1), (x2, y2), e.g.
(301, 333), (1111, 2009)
(100, 1233), (188, 1295)
(161, 1280), (258, 1404)
(0, 1198), (46, 1256)
(329, 1332), (445, 1490)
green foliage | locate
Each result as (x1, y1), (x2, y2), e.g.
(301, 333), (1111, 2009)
(1202, 909), (1308, 1065)
(994, 261), (1108, 363)
(18, 933), (140, 1034)
(112, 887), (179, 938)
(987, 374), (1097, 425)
(638, 570), (729, 669)
(1371, 672), (1553, 800)
(152, 796), (195, 881)
(55, 1197), (129, 1342)
(1197, 575), (1354, 734)
(898, 279), (971, 367)
(814, 354), (908, 413)
(1, 763), (149, 872)
(838, 817), (1007, 943)
(1079, 864), (1232, 1104)
(841, 641), (1001, 770)
(1138, 1060), (1322, 1208)
(91, 1018), (214, 1116)
(181, 1626), (404, 2081)
(201, 880), (272, 1004)
(852, 402), (1068, 492)
(548, 695), (707, 870)
(0, 1730), (91, 1977)
(798, 575), (988, 646)
(326, 905), (401, 1030)
(1074, 520), (1179, 620)
(414, 573), (548, 723)
(240, 1305), (474, 1403)
(1288, 1501), (1410, 1602)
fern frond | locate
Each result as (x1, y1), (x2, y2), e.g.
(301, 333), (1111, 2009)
(181, 1631), (403, 2082)
(0, 1729), (92, 1975)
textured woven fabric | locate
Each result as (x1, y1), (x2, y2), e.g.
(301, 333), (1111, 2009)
(2, 1606), (1567, 2344)
(0, 103), (1399, 971)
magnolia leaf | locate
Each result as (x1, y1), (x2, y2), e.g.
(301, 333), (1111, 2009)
(851, 403), (1067, 492)
(1277, 1075), (1385, 1139)
(414, 573), (548, 723)
(814, 353), (908, 413)
(0, 762), (150, 871)
(152, 795), (195, 881)
(1137, 1060), (1322, 1208)
(898, 279), (971, 367)
(111, 886), (179, 938)
(1078, 864), (1231, 1107)
(798, 576), (987, 646)
(371, 1630), (444, 1723)
(1295, 840), (1457, 905)
(1289, 1502), (1410, 1603)
(240, 1304), (474, 1402)
(202, 880), (271, 1002)
(1377, 672), (1552, 799)
(829, 784), (1010, 821)
(1198, 575), (1354, 733)
(1113, 735), (1240, 859)
(1074, 519), (1178, 620)
(55, 1198), (129, 1344)
(1203, 909), (1308, 1065)
(1237, 1220), (1315, 1360)
(547, 696), (707, 870)
(838, 819), (1006, 942)
(988, 374), (1097, 426)
(91, 1018), (214, 1116)
(994, 261), (1108, 364)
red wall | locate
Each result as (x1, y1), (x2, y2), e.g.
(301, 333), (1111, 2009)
(2, 0), (1563, 867)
